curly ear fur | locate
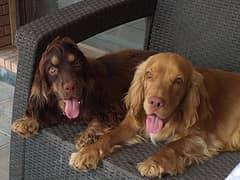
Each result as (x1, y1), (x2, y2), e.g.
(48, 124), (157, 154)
(182, 70), (212, 129)
(27, 42), (54, 117)
(26, 67), (50, 120)
(27, 63), (62, 125)
(125, 60), (149, 118)
(29, 69), (49, 106)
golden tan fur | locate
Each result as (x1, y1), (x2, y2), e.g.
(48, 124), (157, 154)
(69, 52), (240, 178)
(11, 117), (39, 137)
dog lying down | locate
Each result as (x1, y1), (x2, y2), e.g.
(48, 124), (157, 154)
(11, 37), (155, 149)
(69, 52), (240, 178)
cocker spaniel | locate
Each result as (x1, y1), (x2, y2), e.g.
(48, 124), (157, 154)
(11, 37), (155, 149)
(70, 52), (240, 178)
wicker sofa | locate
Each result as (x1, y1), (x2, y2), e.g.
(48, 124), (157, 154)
(10, 0), (240, 179)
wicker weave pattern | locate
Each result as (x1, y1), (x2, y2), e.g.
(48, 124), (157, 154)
(14, 124), (240, 180)
(10, 0), (240, 179)
(149, 0), (240, 71)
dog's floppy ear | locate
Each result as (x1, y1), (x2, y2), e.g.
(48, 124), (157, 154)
(27, 50), (51, 118)
(182, 70), (212, 129)
(125, 60), (149, 118)
(29, 69), (48, 105)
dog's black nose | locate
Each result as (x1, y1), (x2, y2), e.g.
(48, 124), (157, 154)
(148, 96), (165, 109)
(63, 81), (75, 93)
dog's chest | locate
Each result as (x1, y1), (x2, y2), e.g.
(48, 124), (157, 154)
(149, 133), (158, 145)
(147, 131), (171, 145)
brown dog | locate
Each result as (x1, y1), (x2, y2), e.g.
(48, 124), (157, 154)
(11, 37), (155, 149)
(70, 52), (240, 178)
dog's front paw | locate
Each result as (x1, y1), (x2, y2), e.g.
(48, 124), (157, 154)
(75, 131), (99, 150)
(137, 159), (164, 178)
(11, 117), (39, 138)
(69, 145), (101, 171)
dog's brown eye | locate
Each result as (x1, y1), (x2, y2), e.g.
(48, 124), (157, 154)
(145, 71), (153, 80)
(48, 66), (58, 76)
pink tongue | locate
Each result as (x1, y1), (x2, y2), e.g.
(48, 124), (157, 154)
(64, 99), (80, 119)
(146, 115), (163, 134)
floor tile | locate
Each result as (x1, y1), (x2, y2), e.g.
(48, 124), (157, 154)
(84, 37), (129, 52)
(0, 168), (8, 180)
(0, 81), (14, 134)
(0, 99), (13, 134)
(0, 81), (14, 101)
(108, 26), (145, 45)
(84, 26), (145, 52)
(83, 18), (145, 52)
(0, 133), (10, 147)
(0, 144), (9, 180)
(126, 18), (145, 30)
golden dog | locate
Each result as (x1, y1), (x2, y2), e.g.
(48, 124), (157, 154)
(69, 52), (240, 178)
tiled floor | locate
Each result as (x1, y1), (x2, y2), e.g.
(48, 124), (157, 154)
(0, 47), (17, 73)
(0, 81), (14, 180)
(83, 18), (146, 51)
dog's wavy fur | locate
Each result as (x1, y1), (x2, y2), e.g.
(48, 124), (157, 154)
(70, 52), (240, 178)
(11, 37), (156, 147)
